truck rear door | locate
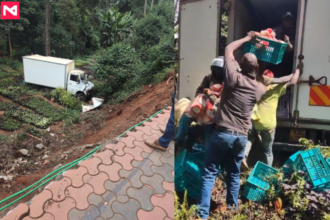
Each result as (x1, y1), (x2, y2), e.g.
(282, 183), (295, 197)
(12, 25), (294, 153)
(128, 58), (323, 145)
(292, 0), (330, 121)
(179, 0), (220, 100)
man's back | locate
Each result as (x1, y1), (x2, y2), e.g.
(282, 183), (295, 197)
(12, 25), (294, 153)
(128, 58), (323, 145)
(216, 59), (265, 135)
(253, 83), (286, 130)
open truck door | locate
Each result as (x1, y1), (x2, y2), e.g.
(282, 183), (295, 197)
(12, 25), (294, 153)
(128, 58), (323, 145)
(290, 0), (330, 125)
(179, 0), (221, 100)
(276, 0), (330, 148)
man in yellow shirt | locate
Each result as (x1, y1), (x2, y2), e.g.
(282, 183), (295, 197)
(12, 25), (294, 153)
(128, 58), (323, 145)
(243, 63), (303, 167)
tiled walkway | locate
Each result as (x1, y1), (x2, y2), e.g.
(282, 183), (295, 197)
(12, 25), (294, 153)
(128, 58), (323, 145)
(1, 108), (174, 220)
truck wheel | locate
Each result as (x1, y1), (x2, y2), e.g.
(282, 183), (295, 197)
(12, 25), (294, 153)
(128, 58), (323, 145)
(77, 93), (86, 102)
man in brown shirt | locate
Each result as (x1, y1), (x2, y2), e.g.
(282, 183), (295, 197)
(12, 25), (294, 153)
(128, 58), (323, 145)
(197, 32), (266, 219)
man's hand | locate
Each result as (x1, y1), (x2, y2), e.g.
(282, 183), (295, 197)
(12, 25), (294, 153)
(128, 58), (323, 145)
(297, 61), (304, 74)
(203, 88), (212, 96)
(247, 31), (259, 41)
(284, 35), (290, 43)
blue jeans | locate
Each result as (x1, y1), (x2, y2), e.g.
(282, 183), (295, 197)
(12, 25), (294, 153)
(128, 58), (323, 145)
(197, 130), (247, 219)
(175, 114), (191, 143)
(245, 127), (275, 166)
(158, 92), (175, 148)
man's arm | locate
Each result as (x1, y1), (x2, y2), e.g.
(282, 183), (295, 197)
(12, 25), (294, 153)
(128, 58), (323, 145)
(225, 32), (258, 62)
(270, 74), (293, 84)
(287, 62), (303, 87)
(195, 76), (210, 97)
(284, 35), (294, 52)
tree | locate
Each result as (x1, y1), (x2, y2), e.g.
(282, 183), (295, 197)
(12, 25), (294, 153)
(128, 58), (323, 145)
(45, 0), (51, 56)
(151, 0), (154, 10)
(100, 9), (136, 47)
(144, 0), (147, 17)
(0, 0), (38, 57)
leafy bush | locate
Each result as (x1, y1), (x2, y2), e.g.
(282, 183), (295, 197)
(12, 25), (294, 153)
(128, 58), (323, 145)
(141, 34), (174, 84)
(19, 96), (64, 121)
(0, 116), (23, 131)
(278, 171), (330, 220)
(90, 80), (106, 97)
(127, 1), (173, 54)
(175, 191), (197, 220)
(94, 43), (145, 97)
(50, 88), (82, 111)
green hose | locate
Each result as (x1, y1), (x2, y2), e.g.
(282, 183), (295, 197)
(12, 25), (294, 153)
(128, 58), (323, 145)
(0, 109), (164, 211)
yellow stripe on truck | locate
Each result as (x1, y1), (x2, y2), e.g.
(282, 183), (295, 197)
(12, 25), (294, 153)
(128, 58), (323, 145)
(313, 86), (330, 106)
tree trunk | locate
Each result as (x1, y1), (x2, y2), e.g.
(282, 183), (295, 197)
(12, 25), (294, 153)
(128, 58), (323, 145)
(144, 0), (147, 17)
(151, 0), (154, 10)
(45, 0), (51, 56)
(8, 31), (12, 58)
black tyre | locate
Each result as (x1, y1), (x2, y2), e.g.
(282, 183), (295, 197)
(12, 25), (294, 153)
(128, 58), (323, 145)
(77, 93), (86, 102)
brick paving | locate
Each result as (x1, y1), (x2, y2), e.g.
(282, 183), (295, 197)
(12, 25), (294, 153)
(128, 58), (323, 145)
(1, 108), (174, 220)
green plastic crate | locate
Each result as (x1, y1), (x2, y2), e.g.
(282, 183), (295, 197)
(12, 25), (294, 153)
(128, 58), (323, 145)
(283, 151), (302, 174)
(242, 161), (278, 202)
(293, 148), (330, 189)
(175, 150), (205, 199)
(243, 37), (287, 64)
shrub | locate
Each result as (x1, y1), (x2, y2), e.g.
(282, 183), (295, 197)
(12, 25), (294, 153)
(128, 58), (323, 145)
(127, 1), (173, 53)
(94, 43), (145, 97)
(50, 88), (82, 111)
(90, 80), (106, 97)
(141, 34), (174, 84)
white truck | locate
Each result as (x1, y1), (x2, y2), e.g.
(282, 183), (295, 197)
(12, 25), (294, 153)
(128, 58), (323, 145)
(178, 0), (330, 152)
(23, 55), (94, 101)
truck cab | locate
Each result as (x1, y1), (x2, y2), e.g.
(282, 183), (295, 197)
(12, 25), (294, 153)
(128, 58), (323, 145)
(178, 0), (330, 158)
(68, 70), (94, 100)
